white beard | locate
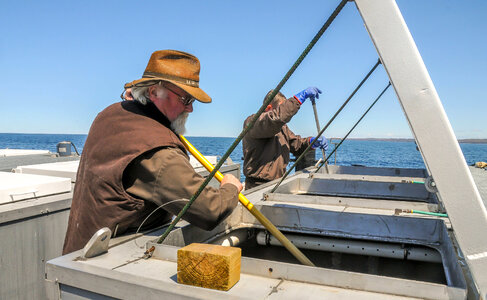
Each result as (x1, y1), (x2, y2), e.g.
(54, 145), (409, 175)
(171, 112), (189, 135)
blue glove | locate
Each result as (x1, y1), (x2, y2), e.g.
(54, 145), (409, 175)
(310, 136), (328, 151)
(294, 87), (322, 104)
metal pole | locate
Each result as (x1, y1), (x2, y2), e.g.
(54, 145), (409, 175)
(311, 99), (329, 173)
(270, 60), (382, 193)
(175, 136), (315, 267)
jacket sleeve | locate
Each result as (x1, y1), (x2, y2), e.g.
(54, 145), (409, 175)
(124, 147), (239, 231)
(285, 126), (311, 157)
(245, 97), (301, 139)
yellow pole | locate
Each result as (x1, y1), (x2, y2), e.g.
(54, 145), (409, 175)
(180, 135), (315, 267)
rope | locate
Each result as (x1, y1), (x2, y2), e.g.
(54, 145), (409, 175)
(314, 82), (392, 173)
(269, 59), (382, 193)
(157, 0), (349, 244)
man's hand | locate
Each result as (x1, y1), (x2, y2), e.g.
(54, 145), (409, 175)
(310, 136), (328, 151)
(221, 174), (243, 193)
(294, 87), (322, 104)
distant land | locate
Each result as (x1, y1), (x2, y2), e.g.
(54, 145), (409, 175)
(1, 133), (486, 144)
(348, 138), (487, 144)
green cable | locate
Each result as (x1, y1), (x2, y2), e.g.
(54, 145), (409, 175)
(269, 64), (383, 193)
(401, 180), (425, 184)
(410, 210), (448, 217)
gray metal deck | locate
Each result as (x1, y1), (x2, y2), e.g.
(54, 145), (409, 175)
(44, 165), (486, 299)
(0, 157), (240, 300)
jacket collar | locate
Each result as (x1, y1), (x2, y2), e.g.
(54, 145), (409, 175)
(122, 100), (175, 133)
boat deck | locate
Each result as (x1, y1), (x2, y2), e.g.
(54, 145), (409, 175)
(0, 153), (80, 172)
(45, 165), (487, 299)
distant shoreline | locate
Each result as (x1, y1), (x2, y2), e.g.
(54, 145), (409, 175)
(346, 138), (487, 144)
(192, 136), (487, 144)
(1, 133), (486, 144)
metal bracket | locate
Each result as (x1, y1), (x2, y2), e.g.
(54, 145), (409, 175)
(81, 227), (111, 259)
(424, 176), (438, 193)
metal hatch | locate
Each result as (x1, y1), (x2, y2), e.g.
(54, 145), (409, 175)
(44, 199), (467, 299)
(0, 172), (71, 204)
(14, 160), (80, 183)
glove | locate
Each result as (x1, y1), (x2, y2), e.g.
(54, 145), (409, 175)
(310, 136), (328, 151)
(293, 87), (322, 104)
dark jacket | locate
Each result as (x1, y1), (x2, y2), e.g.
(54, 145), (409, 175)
(63, 101), (238, 254)
(242, 97), (310, 189)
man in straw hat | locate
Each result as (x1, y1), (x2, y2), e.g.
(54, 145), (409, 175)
(63, 50), (242, 254)
(242, 89), (328, 190)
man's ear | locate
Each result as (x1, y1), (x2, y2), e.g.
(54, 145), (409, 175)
(148, 85), (157, 100)
(148, 86), (156, 95)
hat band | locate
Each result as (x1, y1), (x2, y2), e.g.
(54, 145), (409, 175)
(143, 72), (199, 87)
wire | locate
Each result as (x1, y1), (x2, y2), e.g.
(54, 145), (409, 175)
(157, 0), (349, 244)
(268, 61), (383, 193)
(133, 199), (189, 248)
(313, 82), (392, 174)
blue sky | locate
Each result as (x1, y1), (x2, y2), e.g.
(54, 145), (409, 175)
(1, 0), (486, 139)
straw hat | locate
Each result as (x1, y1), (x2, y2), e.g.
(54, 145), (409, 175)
(124, 50), (211, 103)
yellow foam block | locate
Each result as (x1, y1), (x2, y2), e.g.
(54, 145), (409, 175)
(177, 243), (241, 291)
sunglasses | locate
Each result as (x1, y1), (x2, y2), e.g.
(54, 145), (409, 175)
(121, 81), (197, 105)
(163, 84), (196, 106)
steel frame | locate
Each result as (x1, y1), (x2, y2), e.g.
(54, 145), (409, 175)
(354, 0), (487, 296)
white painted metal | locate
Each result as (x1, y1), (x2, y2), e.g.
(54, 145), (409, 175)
(82, 227), (111, 258)
(14, 160), (80, 182)
(322, 164), (427, 178)
(354, 0), (487, 296)
(45, 175), (470, 299)
(212, 227), (250, 247)
(0, 165), (73, 299)
(45, 235), (465, 299)
(0, 172), (71, 204)
(0, 153), (239, 300)
(266, 192), (438, 212)
(0, 149), (50, 157)
(1, 192), (72, 299)
(189, 155), (217, 168)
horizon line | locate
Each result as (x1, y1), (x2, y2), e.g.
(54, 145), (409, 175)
(1, 132), (486, 141)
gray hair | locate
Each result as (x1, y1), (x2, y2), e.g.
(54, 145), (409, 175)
(131, 83), (168, 105)
(131, 86), (151, 105)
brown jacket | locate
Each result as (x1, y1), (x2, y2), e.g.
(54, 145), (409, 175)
(63, 101), (238, 254)
(242, 97), (310, 188)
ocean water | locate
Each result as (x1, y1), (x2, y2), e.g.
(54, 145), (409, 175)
(1, 133), (486, 181)
(0, 133), (88, 154)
